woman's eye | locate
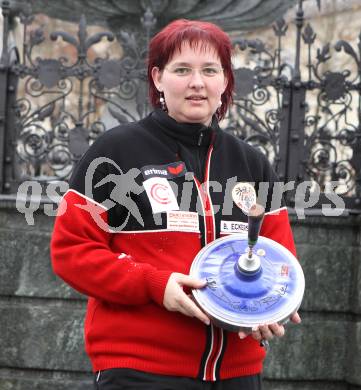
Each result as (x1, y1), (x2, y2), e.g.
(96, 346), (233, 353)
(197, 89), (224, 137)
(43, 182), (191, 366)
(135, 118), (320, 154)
(202, 67), (218, 75)
(174, 67), (191, 75)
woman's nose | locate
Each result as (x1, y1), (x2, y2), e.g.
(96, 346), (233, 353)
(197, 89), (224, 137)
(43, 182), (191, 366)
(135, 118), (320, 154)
(188, 69), (205, 88)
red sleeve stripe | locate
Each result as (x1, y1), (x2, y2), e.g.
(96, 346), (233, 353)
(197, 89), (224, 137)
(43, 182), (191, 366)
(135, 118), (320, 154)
(260, 207), (297, 257)
(65, 189), (108, 210)
(265, 206), (288, 215)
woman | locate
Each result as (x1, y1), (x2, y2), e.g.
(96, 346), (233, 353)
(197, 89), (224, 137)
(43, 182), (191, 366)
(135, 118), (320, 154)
(51, 19), (300, 389)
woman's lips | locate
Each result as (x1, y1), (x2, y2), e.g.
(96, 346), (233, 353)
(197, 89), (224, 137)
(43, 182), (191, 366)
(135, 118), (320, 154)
(186, 96), (207, 100)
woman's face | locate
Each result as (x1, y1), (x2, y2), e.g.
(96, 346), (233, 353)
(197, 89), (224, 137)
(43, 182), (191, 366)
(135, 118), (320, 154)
(152, 42), (227, 126)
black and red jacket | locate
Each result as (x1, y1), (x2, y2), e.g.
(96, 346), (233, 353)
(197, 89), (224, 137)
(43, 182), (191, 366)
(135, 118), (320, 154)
(51, 109), (296, 381)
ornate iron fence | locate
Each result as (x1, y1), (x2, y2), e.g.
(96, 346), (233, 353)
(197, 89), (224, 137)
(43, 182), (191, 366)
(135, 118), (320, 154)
(225, 1), (361, 211)
(0, 0), (360, 211)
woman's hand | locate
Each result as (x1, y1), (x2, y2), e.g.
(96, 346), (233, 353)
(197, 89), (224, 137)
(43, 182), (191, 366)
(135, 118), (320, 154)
(238, 312), (301, 341)
(163, 273), (210, 325)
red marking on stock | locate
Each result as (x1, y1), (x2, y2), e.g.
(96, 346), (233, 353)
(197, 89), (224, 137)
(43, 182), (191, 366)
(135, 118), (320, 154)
(281, 265), (289, 277)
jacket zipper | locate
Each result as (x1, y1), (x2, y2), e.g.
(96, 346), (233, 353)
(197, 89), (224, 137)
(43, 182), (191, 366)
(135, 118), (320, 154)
(197, 131), (204, 146)
(194, 144), (225, 381)
(197, 131), (204, 182)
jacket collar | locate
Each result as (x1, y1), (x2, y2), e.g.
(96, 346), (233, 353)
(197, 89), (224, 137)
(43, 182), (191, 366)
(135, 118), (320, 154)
(150, 109), (220, 147)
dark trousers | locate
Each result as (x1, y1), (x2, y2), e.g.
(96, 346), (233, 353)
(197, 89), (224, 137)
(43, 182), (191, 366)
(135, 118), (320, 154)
(94, 368), (262, 390)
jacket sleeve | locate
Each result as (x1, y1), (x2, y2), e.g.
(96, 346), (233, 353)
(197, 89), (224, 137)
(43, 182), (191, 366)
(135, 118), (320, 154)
(258, 155), (297, 257)
(260, 207), (296, 257)
(50, 138), (172, 306)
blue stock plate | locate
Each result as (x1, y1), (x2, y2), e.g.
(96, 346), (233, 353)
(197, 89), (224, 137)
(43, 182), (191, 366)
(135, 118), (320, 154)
(190, 234), (305, 331)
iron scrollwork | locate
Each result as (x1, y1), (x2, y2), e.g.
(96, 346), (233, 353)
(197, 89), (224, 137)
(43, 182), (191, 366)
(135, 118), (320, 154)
(7, 7), (155, 183)
(0, 0), (360, 209)
(224, 0), (360, 207)
(301, 23), (361, 199)
(225, 18), (290, 169)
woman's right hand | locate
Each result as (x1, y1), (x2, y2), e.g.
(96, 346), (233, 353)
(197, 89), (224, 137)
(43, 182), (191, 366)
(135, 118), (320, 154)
(163, 273), (210, 325)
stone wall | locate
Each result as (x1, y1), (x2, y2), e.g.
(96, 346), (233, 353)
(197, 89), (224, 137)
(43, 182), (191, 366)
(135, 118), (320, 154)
(264, 212), (361, 390)
(0, 200), (360, 389)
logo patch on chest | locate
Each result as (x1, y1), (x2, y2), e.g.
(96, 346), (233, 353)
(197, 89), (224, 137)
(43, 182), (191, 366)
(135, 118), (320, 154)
(143, 177), (179, 213)
(231, 182), (256, 215)
(141, 162), (187, 180)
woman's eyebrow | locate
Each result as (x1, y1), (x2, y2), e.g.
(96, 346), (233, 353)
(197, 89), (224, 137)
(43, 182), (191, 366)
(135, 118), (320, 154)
(169, 62), (192, 67)
(170, 61), (221, 67)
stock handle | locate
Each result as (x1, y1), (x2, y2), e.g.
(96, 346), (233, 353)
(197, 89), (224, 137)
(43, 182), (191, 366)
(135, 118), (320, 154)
(248, 204), (265, 247)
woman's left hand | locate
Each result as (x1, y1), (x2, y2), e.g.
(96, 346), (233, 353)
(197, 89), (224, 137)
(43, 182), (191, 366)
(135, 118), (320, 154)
(238, 312), (301, 341)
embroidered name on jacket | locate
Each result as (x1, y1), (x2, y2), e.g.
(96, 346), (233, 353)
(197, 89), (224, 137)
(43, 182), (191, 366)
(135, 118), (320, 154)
(221, 220), (248, 234)
(141, 162), (187, 179)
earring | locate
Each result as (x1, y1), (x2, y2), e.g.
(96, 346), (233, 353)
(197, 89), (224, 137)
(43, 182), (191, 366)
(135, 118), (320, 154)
(216, 99), (222, 118)
(159, 91), (167, 111)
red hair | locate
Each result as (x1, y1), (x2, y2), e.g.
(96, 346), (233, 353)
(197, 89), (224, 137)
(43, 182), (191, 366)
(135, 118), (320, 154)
(147, 19), (234, 120)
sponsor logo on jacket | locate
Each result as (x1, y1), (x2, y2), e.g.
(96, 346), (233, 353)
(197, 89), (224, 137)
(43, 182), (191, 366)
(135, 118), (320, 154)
(141, 162), (187, 179)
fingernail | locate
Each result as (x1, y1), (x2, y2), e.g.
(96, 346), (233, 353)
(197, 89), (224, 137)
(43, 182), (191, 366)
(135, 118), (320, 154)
(204, 319), (210, 325)
(238, 332), (247, 339)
